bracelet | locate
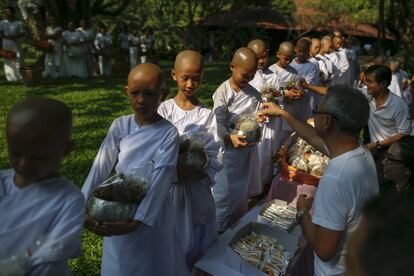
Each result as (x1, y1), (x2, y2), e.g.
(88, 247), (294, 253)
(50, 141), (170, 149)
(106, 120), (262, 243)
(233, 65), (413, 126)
(376, 141), (381, 149)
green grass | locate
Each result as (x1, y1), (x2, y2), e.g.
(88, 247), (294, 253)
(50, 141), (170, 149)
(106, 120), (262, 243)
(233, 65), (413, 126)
(0, 60), (230, 275)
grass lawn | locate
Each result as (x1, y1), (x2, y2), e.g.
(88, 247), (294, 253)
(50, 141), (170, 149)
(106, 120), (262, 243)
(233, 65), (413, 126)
(0, 60), (231, 275)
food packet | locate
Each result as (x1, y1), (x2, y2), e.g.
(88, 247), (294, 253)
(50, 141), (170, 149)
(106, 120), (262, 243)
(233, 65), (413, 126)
(178, 131), (210, 180)
(92, 161), (154, 204)
(235, 112), (260, 131)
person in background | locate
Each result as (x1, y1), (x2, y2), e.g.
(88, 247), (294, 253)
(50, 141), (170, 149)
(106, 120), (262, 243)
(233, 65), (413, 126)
(363, 65), (412, 190)
(95, 24), (113, 76)
(62, 21), (87, 78)
(77, 19), (95, 77)
(382, 135), (414, 192)
(128, 28), (140, 69)
(0, 6), (25, 82)
(43, 16), (63, 79)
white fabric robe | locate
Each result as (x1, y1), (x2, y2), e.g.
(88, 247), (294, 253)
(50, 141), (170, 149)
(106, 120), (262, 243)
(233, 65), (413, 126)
(158, 99), (223, 267)
(333, 48), (351, 85)
(95, 33), (112, 76)
(0, 169), (85, 275)
(76, 27), (95, 77)
(267, 64), (303, 150)
(290, 58), (321, 112)
(0, 20), (24, 81)
(82, 115), (189, 276)
(315, 54), (335, 85)
(211, 80), (261, 231)
(249, 68), (282, 190)
(62, 30), (87, 78)
(128, 34), (140, 69)
(324, 52), (341, 85)
(43, 26), (63, 79)
(388, 74), (403, 97)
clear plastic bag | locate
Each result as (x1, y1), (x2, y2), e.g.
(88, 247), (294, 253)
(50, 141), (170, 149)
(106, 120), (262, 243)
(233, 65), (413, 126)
(87, 161), (154, 222)
(178, 131), (209, 180)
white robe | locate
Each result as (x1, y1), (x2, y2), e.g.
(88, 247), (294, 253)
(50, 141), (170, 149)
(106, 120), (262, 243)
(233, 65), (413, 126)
(324, 52), (341, 85)
(76, 27), (95, 77)
(95, 33), (112, 76)
(0, 19), (24, 81)
(0, 169), (85, 275)
(158, 99), (222, 268)
(249, 68), (282, 191)
(43, 26), (63, 78)
(290, 58), (321, 112)
(211, 80), (261, 231)
(128, 34), (140, 69)
(62, 30), (87, 78)
(388, 74), (403, 97)
(268, 64), (303, 150)
(315, 54), (335, 85)
(82, 115), (189, 276)
(332, 48), (351, 85)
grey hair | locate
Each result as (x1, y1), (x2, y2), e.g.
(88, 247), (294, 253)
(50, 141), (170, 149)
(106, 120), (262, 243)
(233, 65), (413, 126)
(320, 85), (369, 135)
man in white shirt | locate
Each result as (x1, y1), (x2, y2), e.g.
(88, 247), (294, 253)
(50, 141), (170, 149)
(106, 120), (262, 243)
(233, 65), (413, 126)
(363, 65), (412, 189)
(260, 85), (379, 276)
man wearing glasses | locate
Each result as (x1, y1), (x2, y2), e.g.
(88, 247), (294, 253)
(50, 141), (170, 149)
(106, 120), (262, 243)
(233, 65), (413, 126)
(258, 85), (379, 276)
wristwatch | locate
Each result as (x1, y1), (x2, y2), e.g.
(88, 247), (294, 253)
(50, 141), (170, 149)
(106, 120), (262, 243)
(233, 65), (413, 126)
(296, 208), (308, 222)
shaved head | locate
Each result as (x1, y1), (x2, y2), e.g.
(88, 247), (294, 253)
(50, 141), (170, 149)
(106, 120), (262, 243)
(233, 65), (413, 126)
(232, 47), (257, 69)
(320, 37), (333, 54)
(174, 50), (204, 71)
(333, 36), (343, 50)
(128, 63), (166, 91)
(247, 39), (267, 54)
(310, 38), (321, 57)
(247, 39), (269, 70)
(278, 41), (294, 55)
(7, 98), (72, 144)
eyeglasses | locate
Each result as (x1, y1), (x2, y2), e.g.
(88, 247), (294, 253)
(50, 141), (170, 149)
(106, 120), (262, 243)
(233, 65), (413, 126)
(383, 154), (405, 164)
(313, 110), (336, 119)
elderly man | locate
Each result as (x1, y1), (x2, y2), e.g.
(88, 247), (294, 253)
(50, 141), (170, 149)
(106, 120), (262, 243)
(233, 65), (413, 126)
(260, 85), (379, 275)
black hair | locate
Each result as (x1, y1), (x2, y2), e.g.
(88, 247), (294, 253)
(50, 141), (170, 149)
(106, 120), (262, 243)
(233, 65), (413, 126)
(322, 85), (370, 135)
(365, 65), (392, 86)
(5, 6), (15, 14)
(359, 190), (414, 276)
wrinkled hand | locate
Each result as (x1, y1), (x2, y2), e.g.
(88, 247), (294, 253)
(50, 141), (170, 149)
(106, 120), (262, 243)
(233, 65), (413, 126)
(229, 134), (248, 148)
(297, 194), (314, 212)
(84, 216), (111, 236)
(85, 216), (140, 236)
(259, 102), (284, 118)
(366, 143), (377, 151)
(284, 88), (303, 100)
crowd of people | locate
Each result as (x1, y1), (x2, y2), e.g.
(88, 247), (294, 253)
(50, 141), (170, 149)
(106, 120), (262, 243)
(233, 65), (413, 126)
(0, 7), (154, 82)
(1, 5), (414, 276)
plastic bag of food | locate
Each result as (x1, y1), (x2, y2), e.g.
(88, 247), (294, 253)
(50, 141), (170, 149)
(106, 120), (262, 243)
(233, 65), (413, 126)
(87, 161), (154, 222)
(178, 132), (210, 180)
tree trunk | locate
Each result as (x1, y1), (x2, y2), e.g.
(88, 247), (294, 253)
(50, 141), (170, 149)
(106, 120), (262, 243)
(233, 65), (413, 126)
(377, 0), (385, 56)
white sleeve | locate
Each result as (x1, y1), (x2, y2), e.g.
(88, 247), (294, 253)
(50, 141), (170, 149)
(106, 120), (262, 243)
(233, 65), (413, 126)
(31, 193), (85, 268)
(133, 132), (179, 227)
(394, 102), (412, 135)
(81, 120), (120, 199)
(203, 116), (224, 182)
(312, 175), (348, 231)
(212, 86), (230, 142)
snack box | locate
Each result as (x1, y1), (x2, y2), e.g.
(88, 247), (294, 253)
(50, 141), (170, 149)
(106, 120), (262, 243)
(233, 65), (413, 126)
(257, 199), (302, 239)
(225, 222), (299, 276)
